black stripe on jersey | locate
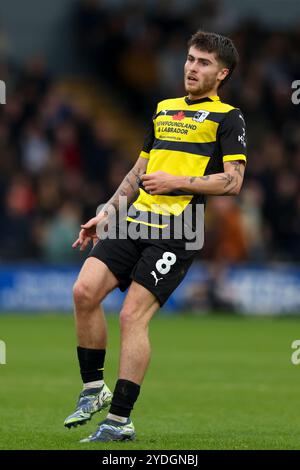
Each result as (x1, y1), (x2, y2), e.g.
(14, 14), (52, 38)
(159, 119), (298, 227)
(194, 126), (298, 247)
(167, 189), (195, 196)
(155, 110), (226, 123)
(153, 138), (216, 157)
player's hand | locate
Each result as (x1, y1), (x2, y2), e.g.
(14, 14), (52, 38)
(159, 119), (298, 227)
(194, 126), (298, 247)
(72, 213), (107, 251)
(141, 171), (177, 195)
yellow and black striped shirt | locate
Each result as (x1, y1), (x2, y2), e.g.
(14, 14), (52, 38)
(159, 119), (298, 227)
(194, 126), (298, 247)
(127, 95), (247, 229)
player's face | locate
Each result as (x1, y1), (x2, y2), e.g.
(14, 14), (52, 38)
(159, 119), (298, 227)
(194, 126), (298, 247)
(184, 46), (229, 98)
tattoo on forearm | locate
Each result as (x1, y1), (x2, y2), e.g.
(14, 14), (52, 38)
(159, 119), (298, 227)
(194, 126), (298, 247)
(186, 163), (244, 195)
(125, 175), (136, 192)
(223, 182), (239, 195)
(107, 166), (144, 212)
(217, 173), (234, 189)
(189, 175), (210, 183)
(133, 168), (143, 186)
(229, 161), (243, 178)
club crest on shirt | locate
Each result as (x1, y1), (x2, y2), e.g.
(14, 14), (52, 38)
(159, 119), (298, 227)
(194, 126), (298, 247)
(193, 110), (210, 123)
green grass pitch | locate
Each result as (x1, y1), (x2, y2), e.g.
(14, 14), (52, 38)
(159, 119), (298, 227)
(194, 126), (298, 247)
(1, 312), (300, 450)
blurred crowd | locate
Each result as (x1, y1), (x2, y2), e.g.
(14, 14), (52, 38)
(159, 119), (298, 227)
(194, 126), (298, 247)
(0, 0), (299, 264)
(0, 57), (131, 263)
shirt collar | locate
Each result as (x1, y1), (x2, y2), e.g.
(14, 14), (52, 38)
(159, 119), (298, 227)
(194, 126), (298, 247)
(185, 95), (220, 105)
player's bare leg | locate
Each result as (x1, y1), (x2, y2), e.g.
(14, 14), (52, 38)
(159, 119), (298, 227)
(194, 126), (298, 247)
(118, 281), (160, 384)
(73, 257), (118, 348)
(64, 257), (119, 428)
(80, 282), (159, 442)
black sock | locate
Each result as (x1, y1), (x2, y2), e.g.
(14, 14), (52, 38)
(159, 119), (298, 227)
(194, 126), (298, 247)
(77, 346), (106, 383)
(109, 379), (140, 418)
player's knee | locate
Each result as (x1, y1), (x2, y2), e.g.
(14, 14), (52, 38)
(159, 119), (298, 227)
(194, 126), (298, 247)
(119, 303), (143, 330)
(73, 280), (97, 309)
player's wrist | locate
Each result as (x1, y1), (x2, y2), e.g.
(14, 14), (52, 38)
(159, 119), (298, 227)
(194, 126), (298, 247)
(172, 176), (187, 191)
(96, 210), (109, 222)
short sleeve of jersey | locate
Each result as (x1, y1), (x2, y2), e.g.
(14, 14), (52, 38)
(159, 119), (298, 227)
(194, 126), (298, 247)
(139, 110), (156, 159)
(218, 108), (247, 163)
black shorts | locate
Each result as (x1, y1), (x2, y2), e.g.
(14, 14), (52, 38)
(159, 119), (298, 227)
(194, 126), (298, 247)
(88, 223), (199, 306)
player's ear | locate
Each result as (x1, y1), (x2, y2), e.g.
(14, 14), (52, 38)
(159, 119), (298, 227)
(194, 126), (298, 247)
(218, 67), (229, 82)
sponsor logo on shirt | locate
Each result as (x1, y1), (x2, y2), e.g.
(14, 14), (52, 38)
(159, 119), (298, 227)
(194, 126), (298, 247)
(193, 110), (210, 123)
(172, 111), (185, 121)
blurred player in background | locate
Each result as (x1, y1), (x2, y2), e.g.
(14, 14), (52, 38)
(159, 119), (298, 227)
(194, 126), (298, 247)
(64, 30), (247, 442)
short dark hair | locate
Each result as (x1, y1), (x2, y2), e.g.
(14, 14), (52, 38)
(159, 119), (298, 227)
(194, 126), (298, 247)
(187, 30), (239, 87)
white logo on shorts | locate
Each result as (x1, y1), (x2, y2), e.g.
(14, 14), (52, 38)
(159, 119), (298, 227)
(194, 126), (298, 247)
(150, 271), (163, 286)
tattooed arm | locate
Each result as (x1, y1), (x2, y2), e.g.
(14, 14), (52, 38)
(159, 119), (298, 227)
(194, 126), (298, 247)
(184, 160), (246, 196)
(102, 157), (147, 213)
(141, 160), (245, 196)
(73, 156), (148, 250)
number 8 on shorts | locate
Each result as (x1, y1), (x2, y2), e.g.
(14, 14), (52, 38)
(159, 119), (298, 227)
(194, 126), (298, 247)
(156, 252), (177, 275)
